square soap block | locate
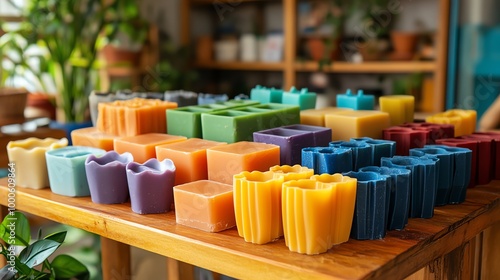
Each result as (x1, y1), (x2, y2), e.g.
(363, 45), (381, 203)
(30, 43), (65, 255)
(173, 180), (235, 232)
(71, 127), (120, 151)
(156, 138), (226, 185)
(97, 98), (178, 137)
(114, 133), (187, 163)
(250, 85), (283, 104)
(253, 128), (314, 165)
(281, 87), (316, 110)
(207, 141), (280, 184)
(300, 107), (352, 126)
(336, 89), (375, 110)
(324, 110), (390, 140)
(283, 124), (332, 147)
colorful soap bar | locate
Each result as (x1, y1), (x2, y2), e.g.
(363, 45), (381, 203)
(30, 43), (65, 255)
(7, 137), (68, 189)
(71, 127), (120, 151)
(114, 133), (187, 164)
(281, 87), (316, 110)
(342, 171), (390, 240)
(269, 165), (314, 181)
(301, 147), (353, 174)
(164, 90), (198, 107)
(350, 137), (396, 166)
(250, 85), (283, 103)
(207, 141), (280, 184)
(155, 138), (226, 185)
(198, 93), (228, 104)
(174, 180), (235, 232)
(383, 127), (428, 156)
(253, 128), (314, 165)
(470, 132), (500, 180)
(283, 124), (332, 147)
(46, 146), (106, 197)
(126, 158), (176, 214)
(310, 174), (357, 244)
(300, 107), (352, 127)
(435, 138), (478, 187)
(330, 141), (372, 171)
(233, 171), (284, 244)
(426, 109), (477, 137)
(324, 110), (390, 140)
(336, 89), (375, 110)
(97, 98), (177, 137)
(379, 95), (415, 125)
(399, 123), (455, 144)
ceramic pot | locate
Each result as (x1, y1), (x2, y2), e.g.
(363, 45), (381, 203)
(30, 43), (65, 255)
(7, 137), (68, 189)
(85, 151), (134, 204)
(126, 158), (176, 214)
(390, 31), (419, 55)
(25, 93), (56, 120)
(46, 146), (106, 196)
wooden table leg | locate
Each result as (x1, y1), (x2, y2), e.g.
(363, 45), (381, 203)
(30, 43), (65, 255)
(101, 237), (131, 280)
(167, 258), (194, 280)
(0, 205), (7, 268)
(481, 222), (500, 279)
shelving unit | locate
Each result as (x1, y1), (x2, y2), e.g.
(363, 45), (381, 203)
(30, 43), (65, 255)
(180, 0), (450, 112)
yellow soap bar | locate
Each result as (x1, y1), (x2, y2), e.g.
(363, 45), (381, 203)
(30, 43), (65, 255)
(300, 107), (352, 126)
(233, 171), (284, 244)
(324, 110), (390, 140)
(379, 95), (415, 126)
(269, 165), (314, 181)
(71, 127), (120, 151)
(310, 174), (357, 245)
(174, 180), (235, 232)
(207, 141), (280, 185)
(156, 138), (226, 185)
(97, 98), (177, 137)
(426, 109), (477, 136)
(114, 133), (186, 163)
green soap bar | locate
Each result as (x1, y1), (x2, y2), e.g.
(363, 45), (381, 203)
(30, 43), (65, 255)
(222, 99), (260, 107)
(251, 103), (301, 128)
(282, 87), (317, 110)
(201, 110), (263, 143)
(167, 106), (212, 138)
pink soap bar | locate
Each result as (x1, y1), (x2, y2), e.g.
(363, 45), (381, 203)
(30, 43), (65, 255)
(156, 138), (226, 185)
(114, 133), (187, 163)
(173, 180), (235, 232)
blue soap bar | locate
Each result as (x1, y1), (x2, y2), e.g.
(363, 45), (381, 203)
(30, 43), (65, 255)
(301, 147), (352, 174)
(281, 87), (317, 110)
(381, 156), (439, 218)
(329, 141), (372, 171)
(336, 89), (375, 110)
(351, 137), (396, 166)
(250, 85), (283, 104)
(342, 171), (390, 240)
(359, 166), (411, 230)
(198, 93), (228, 105)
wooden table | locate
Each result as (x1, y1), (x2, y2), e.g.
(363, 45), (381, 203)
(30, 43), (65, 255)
(1, 178), (500, 279)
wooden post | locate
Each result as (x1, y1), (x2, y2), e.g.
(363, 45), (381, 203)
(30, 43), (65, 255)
(283, 0), (297, 90)
(481, 222), (500, 279)
(167, 258), (194, 280)
(434, 0), (451, 112)
(100, 237), (131, 280)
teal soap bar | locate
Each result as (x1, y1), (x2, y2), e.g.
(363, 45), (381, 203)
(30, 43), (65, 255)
(250, 85), (283, 104)
(281, 87), (316, 110)
(337, 89), (375, 110)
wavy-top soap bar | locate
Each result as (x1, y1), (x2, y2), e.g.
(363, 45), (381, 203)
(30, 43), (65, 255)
(426, 109), (477, 137)
(97, 98), (177, 137)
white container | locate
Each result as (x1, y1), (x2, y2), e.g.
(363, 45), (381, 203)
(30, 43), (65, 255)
(215, 40), (238, 62)
(240, 34), (257, 62)
(261, 33), (284, 62)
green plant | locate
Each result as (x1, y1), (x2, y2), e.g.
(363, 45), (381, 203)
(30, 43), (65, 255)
(0, 212), (89, 280)
(104, 0), (149, 51)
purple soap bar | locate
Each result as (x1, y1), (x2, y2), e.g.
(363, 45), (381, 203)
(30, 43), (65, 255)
(282, 124), (332, 147)
(85, 151), (134, 204)
(126, 158), (176, 214)
(253, 128), (314, 165)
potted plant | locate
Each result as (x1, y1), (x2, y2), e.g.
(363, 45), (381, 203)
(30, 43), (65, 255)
(357, 0), (393, 61)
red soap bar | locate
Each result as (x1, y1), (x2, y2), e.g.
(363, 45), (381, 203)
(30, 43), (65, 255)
(383, 127), (428, 156)
(436, 138), (478, 187)
(471, 132), (500, 180)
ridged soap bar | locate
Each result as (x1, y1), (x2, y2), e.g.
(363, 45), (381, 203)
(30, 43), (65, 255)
(426, 109), (477, 137)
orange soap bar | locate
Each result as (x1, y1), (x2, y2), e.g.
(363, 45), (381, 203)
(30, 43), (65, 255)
(269, 165), (314, 181)
(114, 133), (186, 163)
(156, 138), (226, 185)
(207, 141), (280, 184)
(71, 127), (120, 151)
(300, 107), (352, 126)
(324, 110), (390, 140)
(97, 98), (177, 137)
(173, 180), (235, 232)
(426, 109), (477, 136)
(310, 174), (357, 245)
(233, 171), (284, 244)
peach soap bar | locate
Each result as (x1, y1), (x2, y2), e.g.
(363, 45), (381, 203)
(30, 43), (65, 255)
(233, 171), (284, 244)
(174, 180), (235, 232)
(207, 141), (280, 185)
(426, 109), (477, 137)
(300, 107), (352, 126)
(97, 98), (177, 137)
(379, 95), (415, 125)
(114, 133), (186, 163)
(324, 110), (390, 140)
(71, 127), (120, 151)
(156, 138), (226, 185)
(269, 165), (314, 181)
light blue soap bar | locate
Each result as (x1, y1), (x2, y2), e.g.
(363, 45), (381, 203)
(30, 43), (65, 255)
(282, 87), (316, 110)
(337, 89), (375, 110)
(250, 85), (283, 104)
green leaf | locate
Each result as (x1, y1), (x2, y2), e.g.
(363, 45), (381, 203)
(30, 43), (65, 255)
(52, 254), (89, 280)
(19, 239), (61, 268)
(0, 265), (16, 280)
(1, 212), (31, 246)
(44, 231), (67, 244)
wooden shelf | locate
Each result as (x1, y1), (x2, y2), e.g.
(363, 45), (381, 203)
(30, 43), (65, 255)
(2, 178), (500, 279)
(195, 61), (285, 71)
(295, 61), (437, 73)
(191, 0), (276, 4)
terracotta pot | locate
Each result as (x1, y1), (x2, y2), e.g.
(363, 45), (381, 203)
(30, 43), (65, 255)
(196, 35), (213, 63)
(26, 93), (56, 120)
(307, 38), (326, 61)
(102, 44), (141, 66)
(0, 87), (28, 126)
(390, 31), (419, 55)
